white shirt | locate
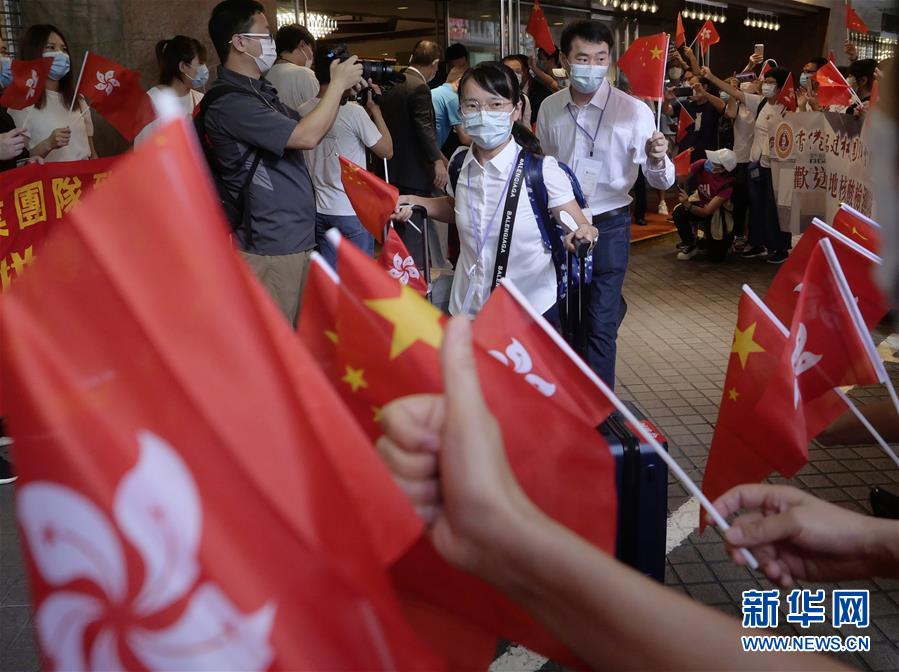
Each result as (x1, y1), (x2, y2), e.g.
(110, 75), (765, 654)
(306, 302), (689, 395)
(10, 91), (93, 162)
(750, 96), (784, 168)
(134, 85), (204, 146)
(732, 93), (763, 164)
(536, 80), (674, 216)
(265, 62), (320, 112)
(298, 98), (382, 215)
(447, 140), (573, 316)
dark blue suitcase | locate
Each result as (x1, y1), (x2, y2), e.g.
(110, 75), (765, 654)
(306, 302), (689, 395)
(599, 402), (668, 582)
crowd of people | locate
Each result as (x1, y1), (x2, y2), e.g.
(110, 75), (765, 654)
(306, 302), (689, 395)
(1, 0), (898, 667)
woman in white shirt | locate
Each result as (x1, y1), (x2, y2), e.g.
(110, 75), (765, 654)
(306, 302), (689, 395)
(135, 36), (208, 145)
(395, 62), (596, 319)
(11, 24), (97, 162)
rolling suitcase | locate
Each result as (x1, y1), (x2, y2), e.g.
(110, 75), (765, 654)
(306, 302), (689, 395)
(599, 403), (668, 582)
(390, 205), (433, 304)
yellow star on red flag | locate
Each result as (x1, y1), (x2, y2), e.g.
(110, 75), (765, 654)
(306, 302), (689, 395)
(731, 322), (765, 368)
(365, 284), (444, 359)
(342, 365), (368, 392)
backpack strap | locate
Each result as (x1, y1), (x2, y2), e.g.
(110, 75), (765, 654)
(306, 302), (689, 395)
(448, 148), (467, 195)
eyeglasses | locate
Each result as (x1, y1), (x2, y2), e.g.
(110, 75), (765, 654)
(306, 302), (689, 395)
(237, 32), (274, 42)
(459, 99), (513, 117)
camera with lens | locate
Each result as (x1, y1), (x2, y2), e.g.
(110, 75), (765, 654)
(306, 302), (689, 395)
(324, 43), (406, 87)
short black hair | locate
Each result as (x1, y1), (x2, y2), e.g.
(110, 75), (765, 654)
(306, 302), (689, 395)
(809, 56), (829, 69)
(764, 66), (790, 89)
(560, 20), (614, 57)
(501, 54), (528, 72)
(155, 35), (203, 86)
(276, 23), (314, 56)
(445, 42), (468, 63)
(209, 0), (265, 63)
(849, 58), (877, 87)
(313, 43), (333, 84)
(697, 76), (719, 97)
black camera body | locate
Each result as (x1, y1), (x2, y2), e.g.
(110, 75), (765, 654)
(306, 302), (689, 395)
(324, 43), (405, 86)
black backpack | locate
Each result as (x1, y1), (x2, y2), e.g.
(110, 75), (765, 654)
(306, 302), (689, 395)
(194, 84), (265, 246)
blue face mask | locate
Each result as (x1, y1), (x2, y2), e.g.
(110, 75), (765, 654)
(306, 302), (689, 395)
(191, 63), (209, 89)
(703, 160), (714, 173)
(461, 110), (513, 150)
(720, 91), (730, 102)
(569, 63), (609, 94)
(0, 57), (11, 88)
(799, 72), (810, 88)
(44, 51), (70, 81)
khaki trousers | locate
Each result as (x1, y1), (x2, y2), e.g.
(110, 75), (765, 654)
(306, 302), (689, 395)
(240, 249), (312, 326)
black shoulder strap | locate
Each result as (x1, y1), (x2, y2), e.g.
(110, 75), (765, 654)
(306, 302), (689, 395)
(449, 149), (468, 194)
(755, 97), (768, 121)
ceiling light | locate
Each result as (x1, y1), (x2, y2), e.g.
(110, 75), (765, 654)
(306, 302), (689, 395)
(640, 2), (648, 11)
(743, 16), (750, 26)
(612, 0), (620, 7)
(720, 14), (726, 22)
(480, 13), (490, 17)
(396, 5), (408, 9)
(774, 21), (780, 30)
(650, 3), (658, 12)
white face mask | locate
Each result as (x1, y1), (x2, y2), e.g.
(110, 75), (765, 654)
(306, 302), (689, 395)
(461, 110), (513, 150)
(240, 33), (276, 74)
(761, 83), (777, 98)
(668, 67), (683, 80)
(569, 63), (608, 94)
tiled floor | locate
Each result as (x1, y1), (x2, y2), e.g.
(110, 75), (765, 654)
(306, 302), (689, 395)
(2, 232), (899, 671)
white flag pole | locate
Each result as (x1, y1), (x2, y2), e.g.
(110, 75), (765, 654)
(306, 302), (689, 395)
(656, 34), (670, 132)
(69, 51), (89, 114)
(499, 277), (759, 570)
(835, 390), (899, 468)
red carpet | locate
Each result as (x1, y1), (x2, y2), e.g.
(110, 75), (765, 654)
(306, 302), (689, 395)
(631, 212), (676, 243)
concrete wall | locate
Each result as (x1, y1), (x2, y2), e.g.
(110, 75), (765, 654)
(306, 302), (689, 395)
(22, 0), (278, 156)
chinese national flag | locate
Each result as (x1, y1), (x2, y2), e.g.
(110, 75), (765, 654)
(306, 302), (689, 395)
(526, 0), (556, 55)
(776, 72), (798, 111)
(756, 239), (882, 472)
(675, 13), (686, 47)
(0, 57), (52, 110)
(296, 253), (341, 383)
(764, 219), (886, 330)
(322, 235), (616, 669)
(0, 119), (442, 670)
(674, 147), (692, 177)
(339, 156), (397, 243)
(701, 286), (842, 527)
(696, 20), (720, 49)
(617, 33), (669, 100)
(76, 52), (154, 141)
(379, 225), (427, 295)
(832, 203), (881, 255)
(677, 105), (694, 143)
(473, 280), (614, 428)
(846, 4), (869, 33)
(815, 61), (853, 107)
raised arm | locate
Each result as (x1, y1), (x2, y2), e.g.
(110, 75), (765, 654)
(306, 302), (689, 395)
(286, 57), (363, 149)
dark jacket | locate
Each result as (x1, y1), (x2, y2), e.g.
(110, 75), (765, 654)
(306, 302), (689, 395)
(0, 109), (28, 172)
(379, 68), (442, 193)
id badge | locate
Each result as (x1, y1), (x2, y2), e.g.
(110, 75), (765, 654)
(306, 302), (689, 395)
(574, 157), (603, 198)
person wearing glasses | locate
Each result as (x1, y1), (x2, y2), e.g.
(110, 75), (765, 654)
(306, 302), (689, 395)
(394, 62), (596, 320)
(202, 0), (363, 325)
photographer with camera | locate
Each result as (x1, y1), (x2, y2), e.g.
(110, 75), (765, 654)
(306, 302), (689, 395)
(201, 0), (363, 325)
(300, 44), (394, 266)
(266, 24), (320, 113)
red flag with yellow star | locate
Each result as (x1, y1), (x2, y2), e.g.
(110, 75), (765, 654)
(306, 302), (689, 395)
(832, 203), (881, 255)
(701, 286), (843, 529)
(526, 0), (556, 55)
(339, 156), (398, 243)
(673, 147), (692, 178)
(296, 253), (340, 377)
(763, 218), (885, 330)
(846, 4), (869, 33)
(325, 232), (616, 669)
(617, 33), (669, 100)
(676, 105), (694, 143)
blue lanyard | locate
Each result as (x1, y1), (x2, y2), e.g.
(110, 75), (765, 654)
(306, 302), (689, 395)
(567, 85), (613, 158)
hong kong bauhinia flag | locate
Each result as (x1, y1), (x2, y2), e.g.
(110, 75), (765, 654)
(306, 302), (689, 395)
(846, 4), (869, 33)
(0, 119), (442, 670)
(764, 218), (886, 329)
(76, 52), (155, 141)
(776, 72), (798, 111)
(378, 226), (427, 296)
(696, 19), (720, 49)
(0, 57), (52, 110)
(755, 239), (883, 471)
(815, 61), (854, 108)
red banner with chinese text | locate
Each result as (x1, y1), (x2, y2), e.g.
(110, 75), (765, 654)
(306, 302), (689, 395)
(0, 158), (116, 293)
(767, 111), (870, 236)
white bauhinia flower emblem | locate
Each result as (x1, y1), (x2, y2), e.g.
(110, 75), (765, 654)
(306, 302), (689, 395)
(790, 323), (823, 409)
(26, 69), (38, 99)
(387, 252), (421, 286)
(95, 69), (120, 95)
(17, 430), (276, 671)
(488, 338), (556, 397)
(701, 29), (711, 40)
